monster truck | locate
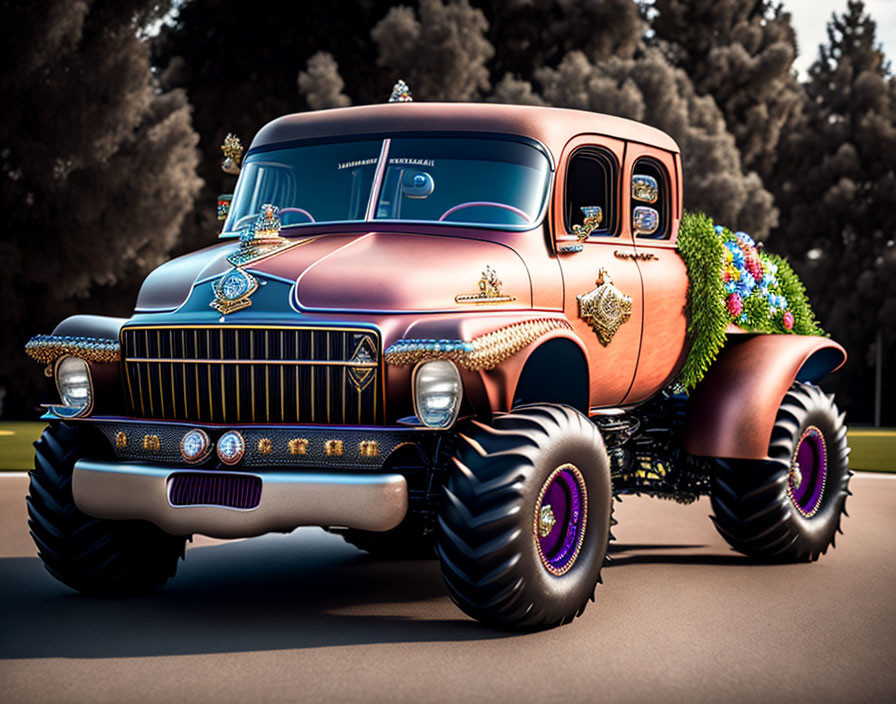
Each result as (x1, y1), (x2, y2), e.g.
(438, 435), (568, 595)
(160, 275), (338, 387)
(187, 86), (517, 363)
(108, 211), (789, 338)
(25, 92), (850, 629)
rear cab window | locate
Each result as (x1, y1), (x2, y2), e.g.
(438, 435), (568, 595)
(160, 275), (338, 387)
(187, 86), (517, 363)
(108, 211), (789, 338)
(564, 148), (619, 238)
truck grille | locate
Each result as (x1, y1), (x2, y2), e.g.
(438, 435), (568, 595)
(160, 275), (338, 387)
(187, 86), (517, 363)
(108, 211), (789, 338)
(121, 326), (381, 425)
(169, 472), (262, 509)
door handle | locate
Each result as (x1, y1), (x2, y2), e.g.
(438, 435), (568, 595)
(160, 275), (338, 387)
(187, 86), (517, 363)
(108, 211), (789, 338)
(614, 249), (657, 261)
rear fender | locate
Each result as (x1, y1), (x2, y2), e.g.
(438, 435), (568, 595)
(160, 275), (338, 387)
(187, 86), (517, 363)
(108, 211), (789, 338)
(683, 334), (846, 460)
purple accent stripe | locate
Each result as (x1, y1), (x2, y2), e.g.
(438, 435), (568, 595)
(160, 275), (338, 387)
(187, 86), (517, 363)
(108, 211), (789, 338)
(169, 472), (261, 509)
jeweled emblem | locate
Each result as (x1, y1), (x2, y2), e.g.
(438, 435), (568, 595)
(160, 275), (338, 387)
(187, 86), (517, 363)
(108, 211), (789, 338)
(455, 265), (516, 304)
(577, 267), (633, 346)
(348, 335), (378, 392)
(210, 268), (258, 315)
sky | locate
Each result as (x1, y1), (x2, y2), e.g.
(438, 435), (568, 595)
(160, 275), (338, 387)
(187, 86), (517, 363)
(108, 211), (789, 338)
(782, 0), (896, 76)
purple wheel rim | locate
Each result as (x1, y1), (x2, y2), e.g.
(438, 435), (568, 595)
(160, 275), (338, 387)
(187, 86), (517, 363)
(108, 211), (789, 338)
(788, 426), (827, 517)
(534, 464), (588, 576)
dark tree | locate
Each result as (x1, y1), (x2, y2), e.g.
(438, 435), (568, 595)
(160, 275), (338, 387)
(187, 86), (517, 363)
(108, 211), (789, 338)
(298, 52), (352, 110)
(531, 48), (777, 237)
(651, 0), (805, 183)
(770, 0), (896, 421)
(0, 0), (201, 417)
(153, 0), (396, 258)
(371, 0), (494, 101)
(474, 0), (643, 82)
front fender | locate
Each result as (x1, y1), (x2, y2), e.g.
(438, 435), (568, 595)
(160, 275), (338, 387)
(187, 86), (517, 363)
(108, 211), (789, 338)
(51, 315), (129, 416)
(683, 334), (846, 460)
(384, 312), (587, 418)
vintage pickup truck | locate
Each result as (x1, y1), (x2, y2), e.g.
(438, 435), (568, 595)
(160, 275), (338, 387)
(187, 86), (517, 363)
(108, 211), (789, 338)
(25, 96), (851, 629)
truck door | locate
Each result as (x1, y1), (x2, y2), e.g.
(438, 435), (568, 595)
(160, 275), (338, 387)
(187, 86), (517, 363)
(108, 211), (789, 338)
(621, 146), (689, 403)
(554, 136), (643, 408)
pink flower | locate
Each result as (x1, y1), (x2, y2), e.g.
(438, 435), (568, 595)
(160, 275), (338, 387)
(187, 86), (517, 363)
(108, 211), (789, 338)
(783, 311), (794, 330)
(727, 293), (743, 317)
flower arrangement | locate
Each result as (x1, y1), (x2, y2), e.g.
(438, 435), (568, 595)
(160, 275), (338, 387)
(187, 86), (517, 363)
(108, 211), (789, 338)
(674, 211), (824, 392)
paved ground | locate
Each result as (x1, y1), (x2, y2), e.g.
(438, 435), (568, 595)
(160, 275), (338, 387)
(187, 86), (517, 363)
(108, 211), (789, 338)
(0, 472), (893, 704)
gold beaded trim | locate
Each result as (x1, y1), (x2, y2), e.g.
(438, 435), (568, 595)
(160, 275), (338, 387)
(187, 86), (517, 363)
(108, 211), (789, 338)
(384, 318), (571, 371)
(533, 464), (588, 577)
(25, 335), (121, 365)
(787, 425), (828, 518)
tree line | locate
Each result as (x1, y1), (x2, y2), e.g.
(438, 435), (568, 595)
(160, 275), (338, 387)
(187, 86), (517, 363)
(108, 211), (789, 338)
(0, 0), (893, 423)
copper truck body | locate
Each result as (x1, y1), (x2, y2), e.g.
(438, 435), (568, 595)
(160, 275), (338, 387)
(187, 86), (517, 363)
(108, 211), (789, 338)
(26, 101), (852, 629)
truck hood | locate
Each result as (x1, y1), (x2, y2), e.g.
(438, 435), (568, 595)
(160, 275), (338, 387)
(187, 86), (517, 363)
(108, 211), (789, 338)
(134, 231), (531, 314)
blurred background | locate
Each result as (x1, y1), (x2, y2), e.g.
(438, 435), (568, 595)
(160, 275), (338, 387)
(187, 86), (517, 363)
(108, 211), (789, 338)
(1, 0), (893, 425)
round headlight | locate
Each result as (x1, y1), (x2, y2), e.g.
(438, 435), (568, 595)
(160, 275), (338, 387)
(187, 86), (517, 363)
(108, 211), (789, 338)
(55, 356), (92, 410)
(413, 360), (462, 429)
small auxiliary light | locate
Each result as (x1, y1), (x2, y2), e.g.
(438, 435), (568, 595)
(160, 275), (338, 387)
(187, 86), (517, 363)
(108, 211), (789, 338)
(180, 429), (212, 464)
(216, 430), (245, 466)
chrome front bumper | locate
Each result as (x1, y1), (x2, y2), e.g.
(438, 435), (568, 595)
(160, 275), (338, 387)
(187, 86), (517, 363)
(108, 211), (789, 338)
(72, 460), (408, 539)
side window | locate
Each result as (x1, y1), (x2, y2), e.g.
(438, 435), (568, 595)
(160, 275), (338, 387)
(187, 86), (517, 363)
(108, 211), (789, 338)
(631, 157), (669, 239)
(564, 148), (618, 237)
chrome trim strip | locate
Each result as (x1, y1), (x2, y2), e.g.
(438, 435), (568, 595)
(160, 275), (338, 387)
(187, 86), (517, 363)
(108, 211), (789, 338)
(124, 357), (377, 368)
(364, 138), (391, 221)
(73, 460), (408, 538)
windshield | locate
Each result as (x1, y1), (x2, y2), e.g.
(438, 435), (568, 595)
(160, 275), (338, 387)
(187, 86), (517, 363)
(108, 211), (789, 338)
(222, 136), (552, 234)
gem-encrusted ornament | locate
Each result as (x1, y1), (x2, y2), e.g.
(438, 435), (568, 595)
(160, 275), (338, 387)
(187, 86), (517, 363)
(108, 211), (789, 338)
(388, 79), (413, 102)
(571, 206), (603, 241)
(226, 203), (308, 268)
(25, 335), (121, 366)
(455, 265), (516, 304)
(384, 318), (571, 371)
(221, 133), (244, 175)
(577, 268), (633, 346)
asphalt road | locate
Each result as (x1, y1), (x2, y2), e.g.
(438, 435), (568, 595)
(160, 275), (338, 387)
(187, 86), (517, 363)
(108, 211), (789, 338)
(0, 472), (894, 704)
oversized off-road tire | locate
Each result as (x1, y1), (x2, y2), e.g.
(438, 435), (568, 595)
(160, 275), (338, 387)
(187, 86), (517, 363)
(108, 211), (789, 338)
(27, 422), (186, 595)
(709, 382), (851, 562)
(436, 404), (612, 630)
(332, 523), (435, 560)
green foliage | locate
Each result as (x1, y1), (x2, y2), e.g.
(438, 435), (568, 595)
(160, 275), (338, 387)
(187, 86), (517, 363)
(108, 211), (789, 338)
(675, 212), (729, 392)
(675, 211), (825, 392)
(770, 255), (826, 337)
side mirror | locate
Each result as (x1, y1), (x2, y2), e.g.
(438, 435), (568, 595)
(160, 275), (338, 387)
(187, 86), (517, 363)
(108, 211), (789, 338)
(633, 206), (659, 237)
(632, 175), (658, 203)
(401, 170), (434, 198)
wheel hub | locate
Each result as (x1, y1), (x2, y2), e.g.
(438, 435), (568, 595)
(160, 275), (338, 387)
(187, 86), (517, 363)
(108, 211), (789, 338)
(538, 504), (557, 537)
(787, 426), (827, 518)
(533, 464), (588, 576)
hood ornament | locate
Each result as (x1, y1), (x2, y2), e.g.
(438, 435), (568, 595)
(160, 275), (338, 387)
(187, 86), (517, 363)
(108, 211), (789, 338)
(455, 265), (517, 305)
(226, 204), (309, 268)
(221, 133), (244, 175)
(577, 267), (632, 346)
(389, 79), (413, 102)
